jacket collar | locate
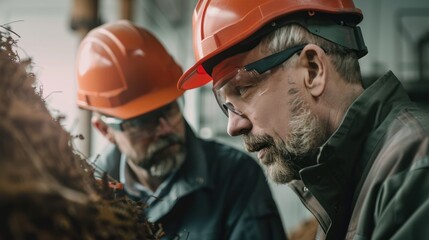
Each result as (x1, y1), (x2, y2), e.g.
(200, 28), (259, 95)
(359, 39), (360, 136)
(295, 71), (410, 237)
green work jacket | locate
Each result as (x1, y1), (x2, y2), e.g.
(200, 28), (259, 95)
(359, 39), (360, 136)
(289, 71), (429, 240)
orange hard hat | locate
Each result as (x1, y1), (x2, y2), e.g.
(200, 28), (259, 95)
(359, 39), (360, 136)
(76, 20), (184, 119)
(178, 0), (366, 90)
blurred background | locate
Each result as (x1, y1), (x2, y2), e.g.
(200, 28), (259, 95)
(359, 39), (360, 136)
(1, 0), (428, 234)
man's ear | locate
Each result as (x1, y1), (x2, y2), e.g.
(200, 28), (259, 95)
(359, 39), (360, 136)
(92, 115), (115, 143)
(300, 44), (326, 97)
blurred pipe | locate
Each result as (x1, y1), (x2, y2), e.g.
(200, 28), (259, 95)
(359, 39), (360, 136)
(417, 32), (429, 82)
(70, 0), (101, 37)
(69, 0), (101, 157)
(120, 0), (134, 20)
(395, 8), (429, 81)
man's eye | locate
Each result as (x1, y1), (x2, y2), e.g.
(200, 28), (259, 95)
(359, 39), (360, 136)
(236, 84), (254, 96)
(237, 86), (248, 95)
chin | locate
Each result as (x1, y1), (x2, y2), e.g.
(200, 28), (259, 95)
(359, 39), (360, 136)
(149, 160), (175, 177)
(266, 162), (298, 184)
(149, 152), (185, 177)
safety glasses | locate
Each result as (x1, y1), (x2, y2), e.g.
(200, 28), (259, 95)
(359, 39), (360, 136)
(213, 44), (306, 117)
(101, 102), (179, 138)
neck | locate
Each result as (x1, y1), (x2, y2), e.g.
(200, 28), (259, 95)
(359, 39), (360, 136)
(127, 159), (166, 192)
(329, 82), (364, 133)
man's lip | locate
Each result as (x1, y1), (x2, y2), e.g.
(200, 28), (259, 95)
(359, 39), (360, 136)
(257, 147), (267, 160)
(245, 141), (269, 152)
(159, 142), (180, 151)
(151, 142), (180, 154)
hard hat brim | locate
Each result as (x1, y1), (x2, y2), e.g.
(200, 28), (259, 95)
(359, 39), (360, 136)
(79, 85), (184, 120)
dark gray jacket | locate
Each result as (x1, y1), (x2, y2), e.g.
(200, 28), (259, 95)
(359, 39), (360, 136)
(94, 123), (287, 240)
(289, 71), (429, 239)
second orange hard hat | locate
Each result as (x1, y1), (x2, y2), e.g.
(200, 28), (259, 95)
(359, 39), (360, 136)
(76, 20), (184, 120)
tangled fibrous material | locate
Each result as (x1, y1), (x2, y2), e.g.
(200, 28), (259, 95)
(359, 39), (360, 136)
(0, 26), (164, 240)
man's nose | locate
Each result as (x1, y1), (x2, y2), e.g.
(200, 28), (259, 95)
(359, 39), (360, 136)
(153, 117), (174, 137)
(227, 111), (251, 136)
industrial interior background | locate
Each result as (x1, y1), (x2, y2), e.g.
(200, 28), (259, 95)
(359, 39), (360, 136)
(0, 0), (428, 234)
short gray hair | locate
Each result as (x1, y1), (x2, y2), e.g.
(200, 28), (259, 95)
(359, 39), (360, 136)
(260, 24), (362, 84)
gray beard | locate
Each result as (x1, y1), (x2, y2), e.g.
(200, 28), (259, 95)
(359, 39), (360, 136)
(146, 152), (185, 177)
(137, 134), (186, 177)
(243, 88), (327, 184)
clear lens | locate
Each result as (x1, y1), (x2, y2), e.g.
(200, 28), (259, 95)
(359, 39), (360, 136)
(103, 102), (180, 138)
(122, 115), (159, 136)
(212, 44), (305, 117)
(213, 68), (263, 117)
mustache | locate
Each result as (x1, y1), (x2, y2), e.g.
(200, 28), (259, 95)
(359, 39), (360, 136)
(146, 134), (184, 156)
(243, 134), (275, 152)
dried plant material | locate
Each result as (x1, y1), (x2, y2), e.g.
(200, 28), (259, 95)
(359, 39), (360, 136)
(0, 26), (164, 240)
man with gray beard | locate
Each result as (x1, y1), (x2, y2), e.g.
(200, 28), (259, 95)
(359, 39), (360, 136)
(178, 0), (429, 239)
(75, 20), (286, 240)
